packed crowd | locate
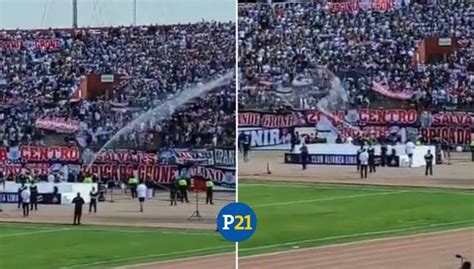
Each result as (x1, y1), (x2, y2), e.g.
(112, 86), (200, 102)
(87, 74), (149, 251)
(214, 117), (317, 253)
(0, 22), (235, 150)
(238, 1), (473, 111)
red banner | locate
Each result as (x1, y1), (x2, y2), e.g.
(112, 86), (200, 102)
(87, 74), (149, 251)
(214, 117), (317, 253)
(85, 164), (177, 183)
(238, 112), (300, 128)
(328, 1), (360, 12)
(94, 149), (157, 164)
(327, 0), (394, 12)
(420, 127), (471, 144)
(372, 82), (413, 100)
(339, 126), (389, 138)
(35, 117), (79, 134)
(306, 108), (418, 125)
(0, 163), (50, 176)
(188, 166), (227, 183)
(431, 112), (473, 127)
(0, 146), (80, 162)
(0, 38), (62, 50)
(371, 0), (395, 11)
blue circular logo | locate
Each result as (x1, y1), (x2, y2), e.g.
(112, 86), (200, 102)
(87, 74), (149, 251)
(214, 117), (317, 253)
(217, 202), (257, 242)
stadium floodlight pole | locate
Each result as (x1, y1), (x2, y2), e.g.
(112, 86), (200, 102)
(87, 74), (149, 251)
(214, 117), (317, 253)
(133, 0), (137, 25)
(72, 0), (78, 28)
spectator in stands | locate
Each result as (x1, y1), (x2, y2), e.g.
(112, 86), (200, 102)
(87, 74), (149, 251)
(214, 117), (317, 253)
(238, 2), (472, 111)
(0, 22), (235, 152)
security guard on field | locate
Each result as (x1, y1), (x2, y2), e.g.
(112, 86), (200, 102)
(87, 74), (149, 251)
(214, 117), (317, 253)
(169, 179), (178, 206)
(205, 179), (214, 205)
(26, 172), (34, 184)
(367, 143), (376, 173)
(89, 187), (98, 213)
(29, 180), (39, 211)
(300, 142), (308, 170)
(356, 145), (364, 171)
(83, 175), (93, 183)
(128, 176), (139, 199)
(17, 183), (27, 209)
(424, 149), (434, 176)
(177, 176), (189, 203)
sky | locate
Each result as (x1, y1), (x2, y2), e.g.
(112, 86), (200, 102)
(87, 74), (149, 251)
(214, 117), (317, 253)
(0, 0), (235, 29)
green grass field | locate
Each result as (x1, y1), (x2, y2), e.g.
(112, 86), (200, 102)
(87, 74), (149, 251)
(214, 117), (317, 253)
(0, 224), (233, 269)
(239, 181), (474, 256)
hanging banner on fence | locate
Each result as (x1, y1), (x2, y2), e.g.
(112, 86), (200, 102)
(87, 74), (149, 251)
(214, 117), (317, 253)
(284, 153), (382, 166)
(305, 108), (418, 126)
(239, 128), (292, 147)
(187, 166), (236, 186)
(84, 164), (177, 182)
(0, 192), (61, 204)
(0, 162), (235, 187)
(83, 148), (157, 165)
(0, 145), (80, 163)
(420, 127), (471, 144)
(327, 0), (395, 12)
(213, 148), (235, 167)
(284, 153), (359, 165)
(35, 117), (80, 134)
(238, 111), (301, 128)
(0, 38), (63, 51)
(0, 163), (51, 176)
(327, 1), (360, 12)
(372, 82), (413, 100)
(420, 111), (473, 127)
(174, 150), (214, 165)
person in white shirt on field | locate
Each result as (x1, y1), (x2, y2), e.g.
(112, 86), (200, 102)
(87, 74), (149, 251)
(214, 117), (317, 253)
(20, 187), (31, 217)
(359, 149), (369, 179)
(405, 140), (416, 167)
(137, 181), (147, 212)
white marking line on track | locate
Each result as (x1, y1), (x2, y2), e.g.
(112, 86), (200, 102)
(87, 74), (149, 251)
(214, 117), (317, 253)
(240, 183), (392, 192)
(240, 221), (474, 254)
(0, 228), (71, 238)
(240, 183), (474, 195)
(0, 225), (218, 237)
(113, 252), (233, 268)
(62, 245), (233, 269)
(74, 227), (219, 237)
(254, 191), (408, 208)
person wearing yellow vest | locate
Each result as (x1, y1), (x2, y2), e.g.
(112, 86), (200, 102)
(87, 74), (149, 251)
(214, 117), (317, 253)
(128, 176), (139, 199)
(205, 179), (214, 205)
(83, 176), (93, 183)
(26, 172), (34, 184)
(470, 140), (474, 162)
(177, 177), (189, 203)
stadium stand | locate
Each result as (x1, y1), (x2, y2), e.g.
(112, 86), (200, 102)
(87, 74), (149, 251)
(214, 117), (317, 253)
(238, 1), (472, 111)
(0, 22), (235, 151)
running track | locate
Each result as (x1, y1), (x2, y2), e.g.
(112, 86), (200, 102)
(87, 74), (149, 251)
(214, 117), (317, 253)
(239, 228), (474, 269)
(120, 228), (473, 268)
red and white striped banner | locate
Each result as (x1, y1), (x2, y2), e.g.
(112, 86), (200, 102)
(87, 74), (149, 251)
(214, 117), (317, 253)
(35, 117), (80, 134)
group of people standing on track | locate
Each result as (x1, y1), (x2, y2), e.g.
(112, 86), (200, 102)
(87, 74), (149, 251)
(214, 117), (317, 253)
(168, 176), (215, 206)
(127, 175), (215, 209)
(356, 144), (377, 179)
(71, 186), (100, 225)
(16, 176), (39, 217)
(356, 141), (435, 179)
